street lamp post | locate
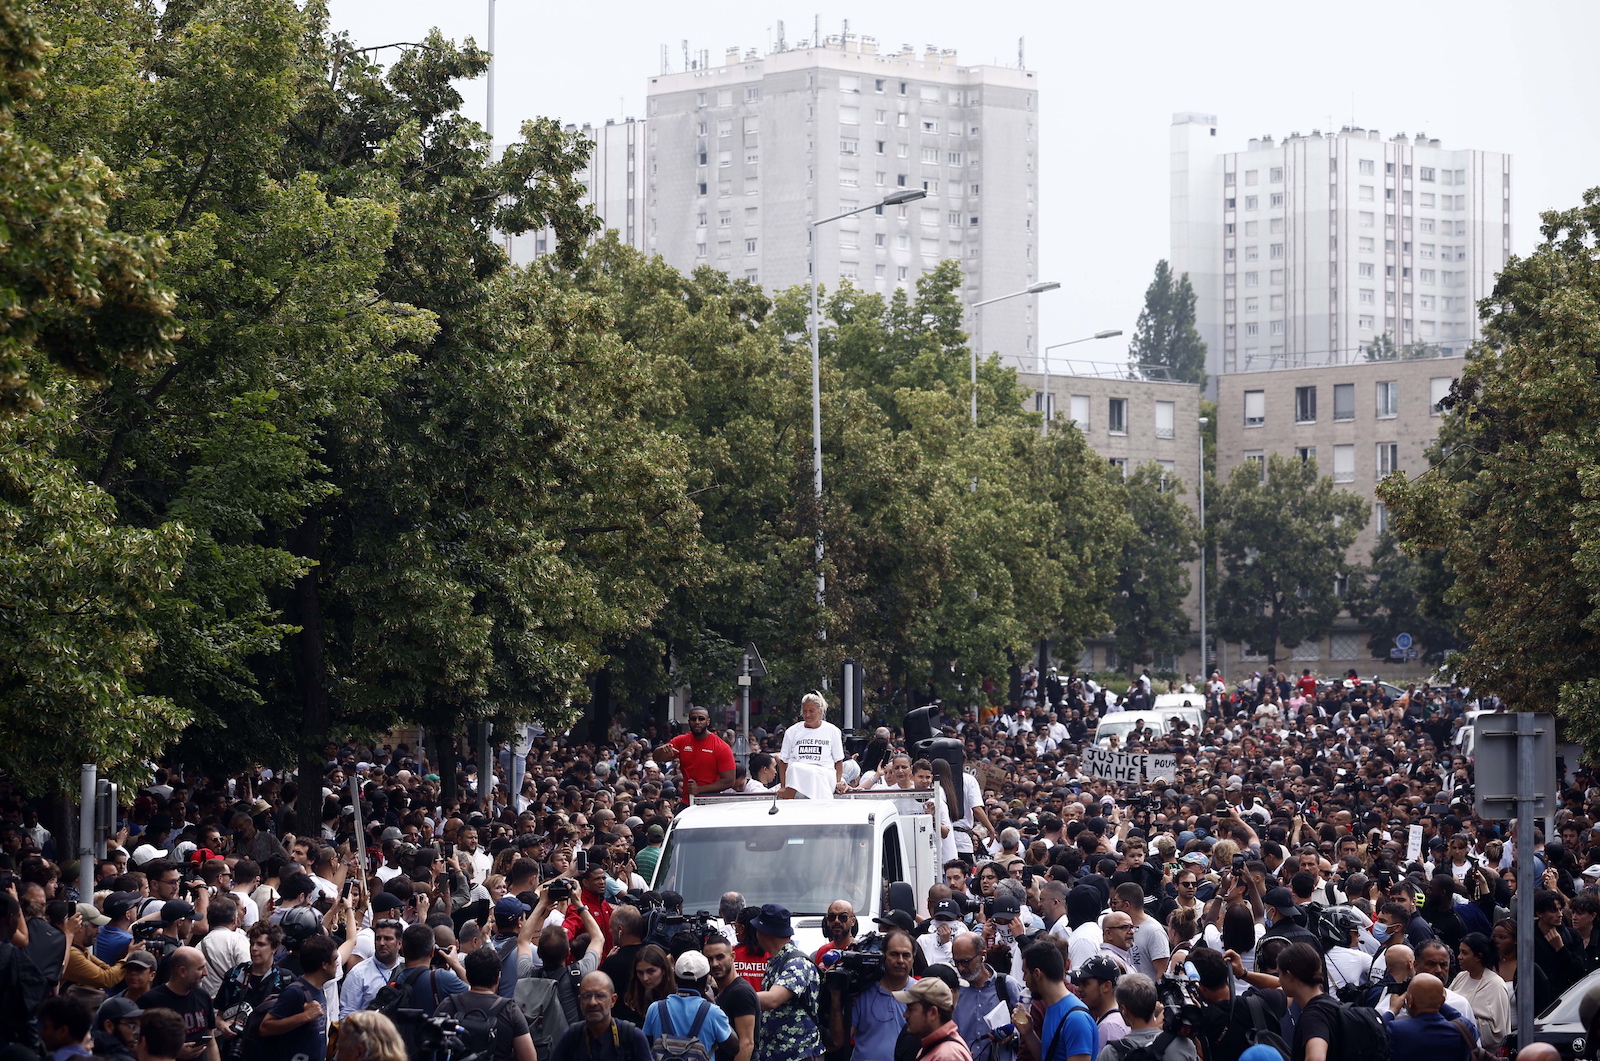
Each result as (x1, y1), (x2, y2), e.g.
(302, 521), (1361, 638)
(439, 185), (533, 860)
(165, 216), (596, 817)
(1039, 329), (1123, 436)
(809, 188), (927, 611)
(970, 281), (1061, 424)
(1198, 416), (1209, 681)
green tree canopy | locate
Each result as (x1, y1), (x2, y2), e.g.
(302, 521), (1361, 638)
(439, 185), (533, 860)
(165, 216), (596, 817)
(1128, 260), (1207, 387)
(1109, 464), (1198, 674)
(1380, 187), (1600, 743)
(1212, 454), (1367, 665)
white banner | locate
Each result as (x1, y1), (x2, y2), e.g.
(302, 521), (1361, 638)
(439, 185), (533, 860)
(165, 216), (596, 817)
(1081, 749), (1177, 784)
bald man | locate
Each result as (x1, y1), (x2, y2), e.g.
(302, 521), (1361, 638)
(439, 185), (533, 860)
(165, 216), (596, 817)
(1517, 1045), (1564, 1061)
(1382, 974), (1473, 1061)
(552, 971), (650, 1061)
(137, 946), (221, 1061)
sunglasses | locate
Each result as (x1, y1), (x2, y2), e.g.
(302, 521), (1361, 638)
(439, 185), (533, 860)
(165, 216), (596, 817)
(824, 912), (852, 921)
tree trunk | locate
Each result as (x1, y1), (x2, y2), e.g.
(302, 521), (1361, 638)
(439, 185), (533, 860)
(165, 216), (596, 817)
(290, 518), (328, 799)
(432, 727), (458, 810)
(589, 669), (612, 745)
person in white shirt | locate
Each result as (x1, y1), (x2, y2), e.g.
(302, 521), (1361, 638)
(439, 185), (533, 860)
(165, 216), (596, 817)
(456, 826), (493, 886)
(918, 899), (970, 965)
(910, 760), (955, 862)
(230, 861), (263, 928)
(198, 896), (251, 998)
(951, 772), (995, 859)
(742, 752), (778, 792)
(777, 691), (847, 796)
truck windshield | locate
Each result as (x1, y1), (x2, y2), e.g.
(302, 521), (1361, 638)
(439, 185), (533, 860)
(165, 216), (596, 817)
(654, 824), (875, 917)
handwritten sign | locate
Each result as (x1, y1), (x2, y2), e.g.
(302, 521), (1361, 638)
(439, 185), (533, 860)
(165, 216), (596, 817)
(1082, 749), (1177, 784)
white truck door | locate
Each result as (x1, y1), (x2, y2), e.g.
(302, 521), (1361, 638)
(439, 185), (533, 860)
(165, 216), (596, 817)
(904, 813), (938, 917)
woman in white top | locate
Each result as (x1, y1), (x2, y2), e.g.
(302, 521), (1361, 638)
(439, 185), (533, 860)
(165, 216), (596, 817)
(1451, 931), (1510, 1050)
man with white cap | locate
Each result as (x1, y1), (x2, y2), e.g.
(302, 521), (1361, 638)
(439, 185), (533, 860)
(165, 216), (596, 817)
(643, 951), (736, 1058)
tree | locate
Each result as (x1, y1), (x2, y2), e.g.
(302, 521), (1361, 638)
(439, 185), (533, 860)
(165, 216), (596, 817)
(1110, 465), (1198, 674)
(1363, 333), (1443, 361)
(1379, 187), (1600, 745)
(1128, 260), (1207, 387)
(1212, 454), (1367, 665)
(1344, 532), (1461, 663)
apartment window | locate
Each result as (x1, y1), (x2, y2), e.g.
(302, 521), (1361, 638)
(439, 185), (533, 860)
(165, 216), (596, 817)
(921, 147), (938, 163)
(947, 152), (962, 165)
(1376, 442), (1399, 477)
(968, 216), (979, 227)
(1360, 211), (1375, 227)
(1420, 166), (1436, 181)
(1359, 315), (1375, 329)
(697, 91), (707, 106)
(1359, 159), (1375, 175)
(1108, 458), (1128, 477)
(1154, 400), (1175, 439)
(1270, 218), (1284, 234)
(840, 140), (858, 155)
(1245, 246), (1258, 261)
(1376, 502), (1389, 534)
(1244, 322), (1259, 337)
(875, 79), (885, 92)
(1270, 166), (1283, 182)
(1296, 445), (1317, 464)
(1244, 389), (1265, 427)
(745, 87), (760, 101)
(1333, 443), (1355, 482)
(1069, 394), (1090, 428)
(1333, 382), (1355, 421)
(1360, 185), (1375, 202)
(1430, 376), (1452, 415)
(1270, 193), (1283, 207)
(1270, 269), (1284, 285)
(1294, 386), (1317, 423)
(1358, 263), (1375, 278)
(839, 106), (859, 125)
(1359, 289), (1375, 304)
(1107, 398), (1128, 435)
(1245, 271), (1259, 287)
(896, 266), (908, 280)
(1270, 244), (1284, 259)
(1244, 221), (1258, 236)
(1245, 196), (1258, 210)
(873, 233), (885, 247)
(698, 182), (708, 196)
(695, 242), (707, 258)
(1376, 380), (1398, 418)
(1270, 320), (1285, 335)
(717, 150), (731, 168)
(745, 239), (757, 255)
(1244, 451), (1266, 481)
(947, 211), (960, 226)
(1245, 170), (1258, 186)
(1359, 236), (1375, 253)
(921, 120), (938, 133)
(1420, 269), (1436, 284)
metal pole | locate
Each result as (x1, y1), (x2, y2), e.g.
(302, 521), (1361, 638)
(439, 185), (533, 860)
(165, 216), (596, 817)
(738, 652), (752, 771)
(485, 0), (495, 143)
(78, 764), (96, 900)
(1515, 710), (1535, 1044)
(1198, 417), (1208, 682)
(479, 720), (493, 818)
(349, 773), (367, 876)
(1040, 348), (1050, 437)
(809, 225), (826, 612)
(971, 314), (979, 425)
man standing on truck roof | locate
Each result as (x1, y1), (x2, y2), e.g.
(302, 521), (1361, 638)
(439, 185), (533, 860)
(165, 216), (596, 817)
(654, 706), (737, 801)
(777, 693), (847, 798)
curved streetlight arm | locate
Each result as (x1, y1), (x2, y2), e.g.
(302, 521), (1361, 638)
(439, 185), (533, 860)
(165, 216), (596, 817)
(815, 188), (926, 228)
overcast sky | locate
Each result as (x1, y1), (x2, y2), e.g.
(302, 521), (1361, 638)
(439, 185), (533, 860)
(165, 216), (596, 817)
(327, 0), (1600, 367)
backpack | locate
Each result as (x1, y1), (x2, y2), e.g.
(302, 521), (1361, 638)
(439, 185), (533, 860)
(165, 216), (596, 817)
(516, 973), (572, 1061)
(440, 994), (511, 1061)
(650, 998), (714, 1061)
(367, 966), (437, 1019)
(1449, 1018), (1496, 1061)
(1324, 997), (1390, 1061)
(1109, 1032), (1179, 1061)
(1239, 995), (1291, 1061)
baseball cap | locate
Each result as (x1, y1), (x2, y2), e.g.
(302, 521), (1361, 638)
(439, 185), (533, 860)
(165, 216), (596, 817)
(104, 892), (140, 921)
(130, 844), (164, 866)
(1583, 865), (1600, 881)
(647, 824), (665, 842)
(1180, 852), (1210, 866)
(988, 895), (1021, 922)
(96, 996), (143, 1024)
(494, 896), (532, 920)
(372, 892), (404, 913)
(77, 902), (110, 927)
(124, 949), (157, 970)
(1263, 887), (1300, 916)
(892, 978), (954, 1010)
(674, 951), (711, 980)
(1072, 955), (1124, 985)
(873, 909), (917, 932)
(930, 898), (963, 922)
(160, 900), (197, 924)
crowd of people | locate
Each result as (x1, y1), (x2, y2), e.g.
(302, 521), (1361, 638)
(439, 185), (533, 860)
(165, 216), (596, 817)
(2, 666), (1598, 1061)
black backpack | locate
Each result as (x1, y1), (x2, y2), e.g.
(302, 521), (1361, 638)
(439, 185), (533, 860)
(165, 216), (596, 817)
(367, 966), (437, 1019)
(1109, 1032), (1179, 1061)
(1325, 997), (1390, 1061)
(439, 994), (511, 1061)
(1239, 995), (1291, 1061)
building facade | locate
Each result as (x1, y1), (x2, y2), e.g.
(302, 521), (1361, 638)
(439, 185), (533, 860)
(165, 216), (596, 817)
(1214, 355), (1464, 674)
(645, 34), (1042, 367)
(1017, 370), (1206, 675)
(1171, 114), (1511, 384)
(507, 117), (649, 265)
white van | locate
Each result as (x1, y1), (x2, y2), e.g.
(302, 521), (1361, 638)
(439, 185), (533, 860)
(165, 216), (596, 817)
(1095, 715), (1168, 747)
(649, 789), (941, 956)
(1150, 694), (1206, 735)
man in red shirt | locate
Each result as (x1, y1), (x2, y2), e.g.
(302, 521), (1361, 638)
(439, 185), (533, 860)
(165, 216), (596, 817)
(652, 706), (736, 799)
(562, 858), (615, 953)
(1296, 669), (1318, 698)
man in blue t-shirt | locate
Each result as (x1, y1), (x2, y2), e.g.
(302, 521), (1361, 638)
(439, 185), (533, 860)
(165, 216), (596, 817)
(1019, 942), (1098, 1061)
(642, 951), (735, 1055)
(260, 936), (339, 1061)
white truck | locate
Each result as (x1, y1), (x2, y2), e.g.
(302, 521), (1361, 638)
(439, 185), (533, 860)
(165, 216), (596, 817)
(647, 789), (943, 956)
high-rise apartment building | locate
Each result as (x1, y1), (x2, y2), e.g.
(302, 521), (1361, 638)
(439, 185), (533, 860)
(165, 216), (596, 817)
(1171, 114), (1512, 382)
(507, 117), (649, 265)
(645, 34), (1041, 367)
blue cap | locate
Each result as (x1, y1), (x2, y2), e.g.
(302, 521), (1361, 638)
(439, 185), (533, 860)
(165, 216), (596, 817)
(494, 896), (532, 920)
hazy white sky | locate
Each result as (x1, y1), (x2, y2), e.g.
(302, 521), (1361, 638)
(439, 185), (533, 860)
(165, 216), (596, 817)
(328, 0), (1600, 367)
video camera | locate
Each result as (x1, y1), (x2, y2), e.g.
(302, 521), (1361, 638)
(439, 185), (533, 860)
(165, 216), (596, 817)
(1156, 973), (1204, 1038)
(1129, 794), (1160, 814)
(393, 1012), (469, 1060)
(821, 931), (888, 994)
(655, 910), (722, 951)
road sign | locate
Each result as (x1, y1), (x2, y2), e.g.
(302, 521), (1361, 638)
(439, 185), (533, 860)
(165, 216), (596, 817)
(1474, 712), (1557, 819)
(1395, 632), (1413, 650)
(743, 641), (767, 678)
(1389, 647), (1420, 660)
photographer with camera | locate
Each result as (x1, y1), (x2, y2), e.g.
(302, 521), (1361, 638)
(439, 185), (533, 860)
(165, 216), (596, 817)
(1185, 947), (1287, 1061)
(1095, 974), (1197, 1061)
(828, 928), (915, 1061)
(259, 935), (338, 1061)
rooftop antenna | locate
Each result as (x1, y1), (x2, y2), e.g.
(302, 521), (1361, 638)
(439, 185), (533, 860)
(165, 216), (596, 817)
(814, 13), (820, 50)
(683, 40), (689, 71)
(1018, 36), (1024, 68)
(660, 43), (669, 74)
(776, 19), (786, 50)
